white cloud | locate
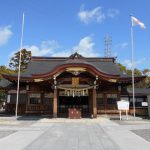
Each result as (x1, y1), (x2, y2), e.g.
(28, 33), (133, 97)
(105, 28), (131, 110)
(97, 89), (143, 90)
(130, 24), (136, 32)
(78, 6), (105, 24)
(107, 9), (120, 18)
(73, 36), (94, 52)
(73, 36), (99, 57)
(114, 42), (128, 50)
(112, 52), (118, 57)
(25, 40), (60, 56)
(52, 50), (72, 57)
(123, 60), (132, 68)
(78, 5), (120, 24)
(11, 36), (99, 58)
(50, 36), (100, 57)
(10, 40), (60, 58)
(120, 42), (128, 49)
(0, 25), (12, 46)
(123, 58), (146, 69)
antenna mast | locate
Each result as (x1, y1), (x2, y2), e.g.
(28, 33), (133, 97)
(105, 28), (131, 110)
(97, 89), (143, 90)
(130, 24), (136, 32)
(104, 35), (112, 57)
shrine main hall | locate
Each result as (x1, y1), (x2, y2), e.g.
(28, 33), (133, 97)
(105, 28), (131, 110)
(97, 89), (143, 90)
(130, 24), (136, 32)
(0, 52), (146, 118)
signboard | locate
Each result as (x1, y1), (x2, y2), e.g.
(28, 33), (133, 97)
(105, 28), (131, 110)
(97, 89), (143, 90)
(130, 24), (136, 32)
(7, 95), (11, 103)
(117, 100), (129, 110)
(108, 79), (117, 83)
(117, 100), (129, 120)
(72, 77), (79, 87)
(141, 102), (148, 107)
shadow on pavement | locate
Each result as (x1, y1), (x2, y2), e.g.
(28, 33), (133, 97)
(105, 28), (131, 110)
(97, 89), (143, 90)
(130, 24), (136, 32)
(17, 115), (52, 121)
(0, 110), (52, 121)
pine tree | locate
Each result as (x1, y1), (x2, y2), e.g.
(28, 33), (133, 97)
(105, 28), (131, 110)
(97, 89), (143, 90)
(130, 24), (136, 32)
(9, 49), (31, 71)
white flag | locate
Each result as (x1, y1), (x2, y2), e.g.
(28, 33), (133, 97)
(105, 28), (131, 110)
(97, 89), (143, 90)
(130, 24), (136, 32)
(131, 16), (146, 29)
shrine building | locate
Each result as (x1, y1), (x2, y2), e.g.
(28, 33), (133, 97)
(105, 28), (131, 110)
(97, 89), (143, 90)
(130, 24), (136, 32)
(0, 52), (147, 118)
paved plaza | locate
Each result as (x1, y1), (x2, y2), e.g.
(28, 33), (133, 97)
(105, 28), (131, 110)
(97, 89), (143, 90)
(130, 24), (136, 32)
(0, 116), (150, 150)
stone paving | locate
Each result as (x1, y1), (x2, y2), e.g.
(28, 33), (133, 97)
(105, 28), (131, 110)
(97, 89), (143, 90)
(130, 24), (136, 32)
(132, 129), (150, 142)
(0, 116), (150, 150)
(0, 131), (16, 139)
(24, 121), (120, 150)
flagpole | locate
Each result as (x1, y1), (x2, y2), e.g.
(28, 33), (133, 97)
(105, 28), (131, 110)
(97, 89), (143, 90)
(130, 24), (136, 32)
(15, 13), (25, 119)
(130, 15), (136, 118)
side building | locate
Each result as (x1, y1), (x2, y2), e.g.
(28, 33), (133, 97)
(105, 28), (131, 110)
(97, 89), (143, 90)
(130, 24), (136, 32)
(0, 52), (147, 117)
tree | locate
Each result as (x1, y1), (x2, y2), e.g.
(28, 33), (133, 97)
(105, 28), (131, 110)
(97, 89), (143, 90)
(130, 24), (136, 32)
(142, 69), (150, 76)
(0, 66), (15, 104)
(118, 63), (127, 74)
(135, 69), (150, 88)
(117, 63), (150, 87)
(0, 65), (15, 79)
(9, 49), (31, 71)
(126, 69), (132, 75)
(135, 76), (150, 88)
(118, 63), (142, 76)
(134, 68), (142, 76)
(0, 90), (5, 100)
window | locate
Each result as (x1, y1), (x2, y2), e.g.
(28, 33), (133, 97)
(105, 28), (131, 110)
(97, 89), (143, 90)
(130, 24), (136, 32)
(107, 94), (117, 105)
(43, 93), (53, 105)
(130, 97), (145, 107)
(130, 98), (143, 102)
(44, 93), (53, 98)
(29, 93), (41, 104)
(8, 94), (27, 104)
(97, 94), (103, 105)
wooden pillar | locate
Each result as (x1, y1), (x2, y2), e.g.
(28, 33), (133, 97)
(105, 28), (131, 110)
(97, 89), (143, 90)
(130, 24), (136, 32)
(92, 88), (97, 118)
(88, 89), (93, 116)
(26, 93), (30, 112)
(104, 93), (107, 114)
(53, 89), (58, 118)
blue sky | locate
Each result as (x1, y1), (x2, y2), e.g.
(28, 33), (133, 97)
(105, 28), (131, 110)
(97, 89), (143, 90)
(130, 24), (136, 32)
(0, 0), (149, 70)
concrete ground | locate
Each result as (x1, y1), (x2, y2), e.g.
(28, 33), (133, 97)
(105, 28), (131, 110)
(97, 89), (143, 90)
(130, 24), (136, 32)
(0, 115), (150, 150)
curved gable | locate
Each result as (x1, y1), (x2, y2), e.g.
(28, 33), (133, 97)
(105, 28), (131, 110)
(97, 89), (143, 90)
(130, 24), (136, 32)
(32, 63), (120, 81)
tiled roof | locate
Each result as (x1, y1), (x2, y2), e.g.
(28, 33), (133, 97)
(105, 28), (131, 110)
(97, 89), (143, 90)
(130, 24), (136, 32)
(0, 78), (12, 88)
(127, 88), (150, 95)
(1, 53), (144, 82)
(19, 53), (122, 77)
